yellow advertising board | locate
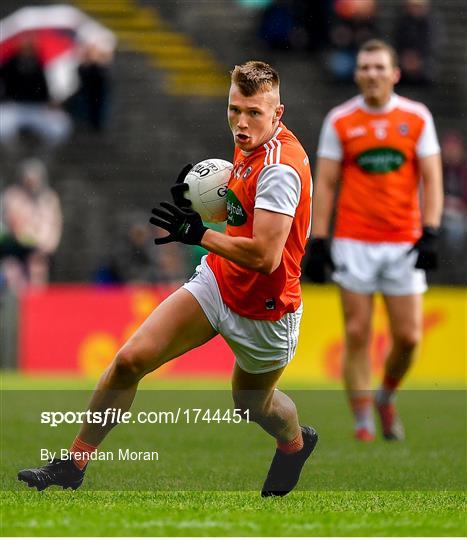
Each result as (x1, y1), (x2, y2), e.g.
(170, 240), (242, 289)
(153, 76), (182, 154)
(283, 285), (466, 387)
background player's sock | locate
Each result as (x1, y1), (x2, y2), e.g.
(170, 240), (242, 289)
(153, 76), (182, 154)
(349, 392), (375, 438)
(375, 374), (401, 405)
(277, 430), (304, 454)
(69, 437), (97, 470)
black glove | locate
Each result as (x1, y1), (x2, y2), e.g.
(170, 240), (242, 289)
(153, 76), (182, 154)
(150, 201), (208, 245)
(304, 237), (335, 283)
(170, 164), (193, 208)
(408, 226), (439, 270)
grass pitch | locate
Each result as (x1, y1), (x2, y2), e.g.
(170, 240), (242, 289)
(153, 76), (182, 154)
(2, 491), (465, 536)
(1, 375), (465, 536)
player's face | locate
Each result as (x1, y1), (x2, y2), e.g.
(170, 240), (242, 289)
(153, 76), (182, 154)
(355, 50), (401, 107)
(227, 84), (284, 152)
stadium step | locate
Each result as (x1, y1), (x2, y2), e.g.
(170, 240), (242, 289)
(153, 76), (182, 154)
(72, 0), (228, 97)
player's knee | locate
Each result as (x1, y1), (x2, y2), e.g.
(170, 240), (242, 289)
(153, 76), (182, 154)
(393, 329), (421, 351)
(112, 345), (147, 382)
(345, 322), (370, 350)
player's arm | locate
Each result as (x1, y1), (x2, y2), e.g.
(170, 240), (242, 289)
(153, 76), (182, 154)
(418, 153), (443, 228)
(303, 157), (341, 282)
(407, 152), (443, 270)
(311, 111), (343, 238)
(201, 209), (293, 275)
(406, 111), (444, 270)
(311, 157), (342, 237)
(150, 163), (297, 274)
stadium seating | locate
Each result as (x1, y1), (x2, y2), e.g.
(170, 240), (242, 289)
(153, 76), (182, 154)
(1, 0), (465, 283)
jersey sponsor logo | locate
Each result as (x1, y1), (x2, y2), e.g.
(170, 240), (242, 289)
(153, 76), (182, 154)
(347, 125), (367, 138)
(226, 189), (247, 226)
(356, 147), (406, 173)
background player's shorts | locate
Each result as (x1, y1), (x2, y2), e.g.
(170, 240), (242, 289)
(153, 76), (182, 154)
(183, 256), (302, 374)
(331, 238), (427, 295)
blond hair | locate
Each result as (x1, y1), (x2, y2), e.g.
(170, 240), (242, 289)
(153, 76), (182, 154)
(358, 39), (399, 68)
(230, 61), (280, 96)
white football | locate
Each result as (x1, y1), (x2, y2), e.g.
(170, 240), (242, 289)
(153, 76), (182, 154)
(184, 158), (233, 223)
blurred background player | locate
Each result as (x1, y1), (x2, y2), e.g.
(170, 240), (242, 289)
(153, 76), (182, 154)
(18, 61), (317, 496)
(305, 39), (443, 441)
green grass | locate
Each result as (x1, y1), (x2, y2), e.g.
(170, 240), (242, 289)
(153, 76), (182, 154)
(1, 376), (466, 536)
(1, 491), (465, 536)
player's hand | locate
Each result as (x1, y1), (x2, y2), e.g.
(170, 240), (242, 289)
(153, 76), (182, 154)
(170, 164), (193, 208)
(408, 226), (439, 270)
(304, 237), (335, 283)
(150, 201), (207, 245)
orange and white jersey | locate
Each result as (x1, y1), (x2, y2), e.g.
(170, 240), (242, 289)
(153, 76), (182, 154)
(207, 122), (312, 321)
(318, 94), (440, 242)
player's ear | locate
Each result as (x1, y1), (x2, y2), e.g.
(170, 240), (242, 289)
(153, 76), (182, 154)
(393, 67), (401, 85)
(274, 105), (284, 123)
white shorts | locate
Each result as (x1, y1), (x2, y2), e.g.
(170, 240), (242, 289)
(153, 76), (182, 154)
(331, 238), (427, 295)
(183, 256), (303, 374)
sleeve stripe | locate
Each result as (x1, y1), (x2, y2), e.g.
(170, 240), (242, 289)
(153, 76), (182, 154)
(263, 131), (282, 167)
(263, 127), (283, 166)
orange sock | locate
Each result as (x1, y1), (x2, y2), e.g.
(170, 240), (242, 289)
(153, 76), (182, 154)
(69, 437), (97, 470)
(350, 394), (373, 415)
(349, 393), (374, 431)
(277, 430), (304, 454)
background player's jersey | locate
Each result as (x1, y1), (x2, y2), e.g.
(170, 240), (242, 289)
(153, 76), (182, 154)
(207, 122), (312, 321)
(318, 94), (440, 242)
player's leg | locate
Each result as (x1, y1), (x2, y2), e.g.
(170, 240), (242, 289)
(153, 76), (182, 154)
(232, 364), (298, 442)
(232, 365), (317, 497)
(376, 293), (423, 440)
(339, 287), (375, 440)
(77, 288), (217, 445)
(18, 288), (217, 490)
(331, 239), (378, 440)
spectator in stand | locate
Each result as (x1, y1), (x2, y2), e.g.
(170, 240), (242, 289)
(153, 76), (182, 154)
(98, 213), (188, 285)
(327, 0), (378, 81)
(258, 0), (296, 50)
(67, 43), (114, 132)
(440, 130), (467, 258)
(394, 0), (438, 85)
(0, 159), (63, 290)
(0, 34), (72, 151)
(293, 0), (333, 52)
(258, 0), (332, 52)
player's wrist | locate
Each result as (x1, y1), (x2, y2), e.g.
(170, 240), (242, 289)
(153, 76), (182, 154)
(422, 225), (439, 236)
(310, 236), (330, 246)
(199, 227), (215, 248)
(194, 223), (209, 245)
